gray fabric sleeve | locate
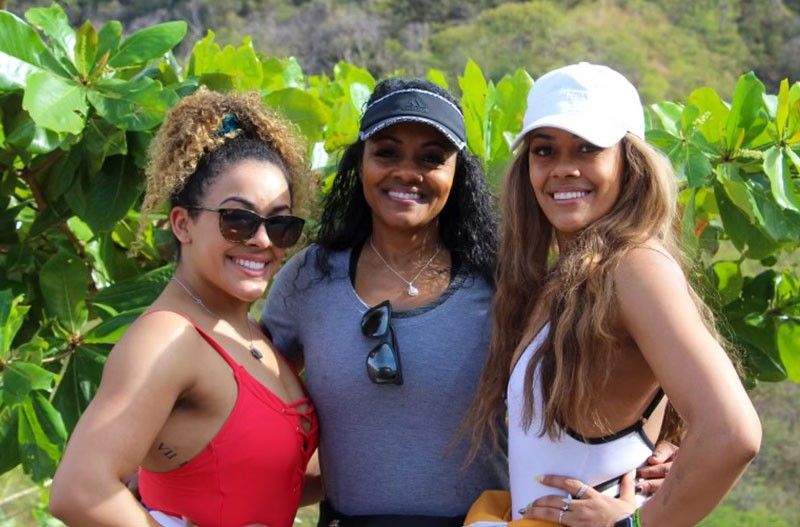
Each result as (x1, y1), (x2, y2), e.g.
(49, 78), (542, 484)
(261, 247), (309, 362)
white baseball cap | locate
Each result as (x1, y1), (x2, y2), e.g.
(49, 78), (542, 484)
(510, 62), (645, 150)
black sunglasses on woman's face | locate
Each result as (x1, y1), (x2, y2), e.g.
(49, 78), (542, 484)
(361, 300), (403, 385)
(188, 206), (305, 248)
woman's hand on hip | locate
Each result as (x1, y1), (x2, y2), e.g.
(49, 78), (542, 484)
(521, 472), (636, 526)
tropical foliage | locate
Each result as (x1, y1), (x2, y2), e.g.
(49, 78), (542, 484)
(0, 1), (798, 512)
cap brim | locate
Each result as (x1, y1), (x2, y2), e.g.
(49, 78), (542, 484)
(510, 113), (627, 151)
(360, 116), (466, 150)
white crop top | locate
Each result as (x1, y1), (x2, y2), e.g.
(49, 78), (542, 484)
(507, 325), (663, 519)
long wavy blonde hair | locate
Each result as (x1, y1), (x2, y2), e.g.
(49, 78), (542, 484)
(464, 133), (726, 458)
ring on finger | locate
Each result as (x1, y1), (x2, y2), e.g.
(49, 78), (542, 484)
(558, 509), (564, 523)
(574, 482), (589, 499)
(561, 493), (572, 511)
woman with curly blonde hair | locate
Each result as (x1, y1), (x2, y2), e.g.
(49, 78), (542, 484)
(464, 63), (761, 527)
(50, 89), (318, 527)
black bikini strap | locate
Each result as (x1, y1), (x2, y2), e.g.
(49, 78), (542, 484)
(641, 388), (665, 421)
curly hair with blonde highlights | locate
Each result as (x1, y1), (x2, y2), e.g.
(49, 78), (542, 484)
(136, 88), (311, 253)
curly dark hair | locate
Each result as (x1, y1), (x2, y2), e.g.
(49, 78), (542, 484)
(314, 78), (498, 282)
(137, 88), (310, 258)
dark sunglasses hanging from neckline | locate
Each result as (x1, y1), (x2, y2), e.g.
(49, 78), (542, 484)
(361, 300), (403, 385)
(187, 206), (305, 248)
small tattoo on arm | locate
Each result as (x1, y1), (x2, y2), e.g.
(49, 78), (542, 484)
(157, 442), (179, 461)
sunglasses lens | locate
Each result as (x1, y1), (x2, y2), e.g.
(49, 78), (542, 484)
(265, 215), (305, 248)
(366, 343), (400, 383)
(218, 209), (259, 242)
(361, 304), (390, 338)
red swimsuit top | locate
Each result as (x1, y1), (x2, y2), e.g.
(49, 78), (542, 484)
(138, 314), (318, 527)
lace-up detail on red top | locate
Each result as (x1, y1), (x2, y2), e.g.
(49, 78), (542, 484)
(138, 313), (318, 527)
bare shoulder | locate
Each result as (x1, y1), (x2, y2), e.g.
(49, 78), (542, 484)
(101, 310), (204, 394)
(613, 241), (687, 292)
(611, 241), (701, 331)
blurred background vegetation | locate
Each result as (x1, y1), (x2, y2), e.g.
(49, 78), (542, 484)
(1, 1), (798, 526)
(6, 0), (800, 101)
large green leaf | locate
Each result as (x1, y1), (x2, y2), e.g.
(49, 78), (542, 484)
(0, 10), (68, 90)
(0, 290), (29, 359)
(80, 155), (142, 233)
(91, 264), (174, 312)
(748, 186), (800, 243)
(260, 56), (304, 93)
(678, 140), (714, 187)
(333, 61), (375, 93)
(777, 320), (800, 382)
(4, 112), (65, 154)
(763, 146), (800, 212)
(716, 164), (758, 222)
(459, 59), (490, 160)
(18, 392), (66, 482)
(0, 405), (20, 473)
(108, 21), (187, 68)
(52, 344), (107, 432)
(264, 88), (330, 143)
(426, 69), (449, 90)
(41, 147), (81, 205)
(25, 3), (76, 67)
(81, 118), (127, 174)
(188, 32), (263, 91)
(323, 97), (361, 153)
(711, 261), (744, 306)
(726, 310), (787, 382)
(87, 77), (178, 131)
(491, 68), (533, 158)
(649, 101), (683, 136)
(22, 70), (87, 134)
(714, 183), (778, 259)
(775, 271), (800, 313)
(1, 362), (57, 405)
(95, 20), (122, 66)
(39, 251), (89, 333)
(646, 129), (683, 165)
(74, 20), (99, 77)
(83, 309), (143, 345)
(725, 72), (767, 151)
(14, 336), (49, 365)
(686, 87), (729, 147)
(775, 79), (790, 138)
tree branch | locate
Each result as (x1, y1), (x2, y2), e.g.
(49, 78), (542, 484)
(19, 151), (63, 211)
(19, 151), (87, 258)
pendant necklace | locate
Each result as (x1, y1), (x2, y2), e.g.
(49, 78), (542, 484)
(369, 238), (442, 297)
(172, 276), (264, 360)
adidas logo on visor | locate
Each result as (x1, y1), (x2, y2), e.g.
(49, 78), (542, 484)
(400, 97), (428, 113)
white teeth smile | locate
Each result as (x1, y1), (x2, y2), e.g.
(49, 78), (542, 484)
(233, 258), (265, 271)
(553, 191), (589, 201)
(388, 190), (422, 201)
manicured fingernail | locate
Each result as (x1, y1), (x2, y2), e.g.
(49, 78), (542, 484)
(535, 475), (544, 483)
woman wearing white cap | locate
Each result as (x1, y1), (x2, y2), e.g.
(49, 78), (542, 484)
(463, 63), (761, 527)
